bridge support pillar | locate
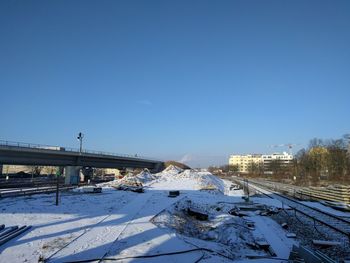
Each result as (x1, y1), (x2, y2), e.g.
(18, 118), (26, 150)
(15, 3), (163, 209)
(64, 166), (81, 185)
(79, 169), (85, 182)
(0, 164), (2, 176)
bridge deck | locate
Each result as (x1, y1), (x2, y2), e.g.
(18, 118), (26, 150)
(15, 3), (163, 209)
(0, 141), (163, 170)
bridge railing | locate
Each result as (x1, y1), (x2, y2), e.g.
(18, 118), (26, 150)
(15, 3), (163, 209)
(0, 140), (161, 162)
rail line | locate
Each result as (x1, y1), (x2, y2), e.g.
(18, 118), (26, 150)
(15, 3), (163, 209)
(234, 179), (350, 242)
(0, 185), (76, 198)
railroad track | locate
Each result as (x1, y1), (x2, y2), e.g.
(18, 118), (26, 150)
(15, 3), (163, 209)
(233, 178), (350, 241)
(0, 185), (76, 198)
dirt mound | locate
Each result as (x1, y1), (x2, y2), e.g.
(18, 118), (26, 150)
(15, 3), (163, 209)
(164, 161), (191, 170)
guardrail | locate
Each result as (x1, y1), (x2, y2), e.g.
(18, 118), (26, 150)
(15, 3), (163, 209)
(0, 140), (161, 162)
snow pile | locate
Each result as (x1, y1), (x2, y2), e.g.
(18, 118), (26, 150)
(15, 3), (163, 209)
(97, 169), (154, 188)
(98, 165), (227, 194)
(97, 166), (183, 188)
(153, 167), (226, 193)
(175, 170), (226, 192)
(115, 173), (143, 187)
(97, 172), (142, 188)
(96, 180), (118, 188)
(135, 169), (155, 184)
(154, 165), (184, 178)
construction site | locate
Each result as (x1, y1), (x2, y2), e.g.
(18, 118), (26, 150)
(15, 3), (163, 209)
(1, 165), (350, 262)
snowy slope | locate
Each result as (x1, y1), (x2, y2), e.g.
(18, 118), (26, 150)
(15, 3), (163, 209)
(149, 166), (227, 193)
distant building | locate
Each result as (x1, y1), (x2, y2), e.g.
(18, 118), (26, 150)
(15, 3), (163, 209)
(262, 152), (293, 174)
(229, 154), (262, 174)
(104, 168), (120, 177)
(229, 152), (293, 174)
(0, 165), (57, 175)
(1, 165), (32, 174)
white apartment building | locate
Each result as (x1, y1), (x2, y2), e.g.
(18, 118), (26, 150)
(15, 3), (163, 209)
(262, 152), (293, 174)
(229, 152), (293, 174)
(229, 154), (262, 173)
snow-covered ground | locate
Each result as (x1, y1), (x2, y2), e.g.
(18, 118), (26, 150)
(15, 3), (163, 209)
(0, 166), (298, 262)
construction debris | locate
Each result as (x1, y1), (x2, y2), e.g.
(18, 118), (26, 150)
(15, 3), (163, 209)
(111, 175), (144, 193)
(289, 245), (336, 263)
(245, 220), (255, 229)
(115, 185), (144, 193)
(255, 239), (269, 249)
(255, 239), (276, 256)
(0, 226), (18, 238)
(228, 202), (279, 217)
(0, 225), (32, 246)
(312, 240), (341, 247)
(237, 203), (267, 211)
(286, 233), (297, 238)
(230, 184), (241, 190)
(168, 190), (180, 198)
(74, 186), (102, 194)
(281, 222), (288, 229)
(187, 208), (208, 221)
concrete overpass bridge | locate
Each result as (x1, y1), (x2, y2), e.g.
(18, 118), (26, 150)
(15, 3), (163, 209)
(0, 140), (163, 184)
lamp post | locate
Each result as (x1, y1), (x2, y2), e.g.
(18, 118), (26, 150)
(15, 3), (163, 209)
(77, 132), (84, 153)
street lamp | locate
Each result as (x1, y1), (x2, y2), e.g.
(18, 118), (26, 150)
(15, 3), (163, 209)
(77, 132), (84, 153)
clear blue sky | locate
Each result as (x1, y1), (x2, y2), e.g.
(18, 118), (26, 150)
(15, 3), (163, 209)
(1, 0), (349, 167)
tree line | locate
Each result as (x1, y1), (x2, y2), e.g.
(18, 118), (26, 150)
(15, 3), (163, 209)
(295, 135), (350, 183)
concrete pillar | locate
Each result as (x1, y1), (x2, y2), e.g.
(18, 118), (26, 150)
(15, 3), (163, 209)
(0, 164), (2, 176)
(64, 166), (81, 185)
(79, 169), (85, 182)
(80, 167), (93, 182)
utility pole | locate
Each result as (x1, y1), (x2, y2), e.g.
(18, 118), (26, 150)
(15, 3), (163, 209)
(55, 168), (61, 206)
(77, 132), (84, 153)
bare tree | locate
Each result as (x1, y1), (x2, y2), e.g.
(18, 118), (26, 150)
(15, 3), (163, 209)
(229, 165), (239, 173)
(308, 138), (324, 149)
(247, 162), (264, 176)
